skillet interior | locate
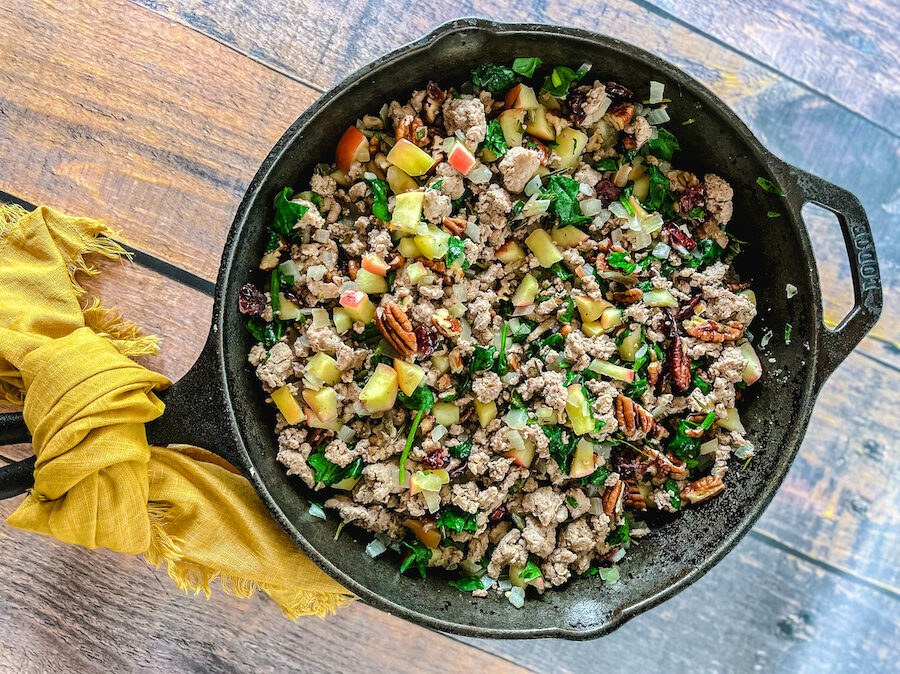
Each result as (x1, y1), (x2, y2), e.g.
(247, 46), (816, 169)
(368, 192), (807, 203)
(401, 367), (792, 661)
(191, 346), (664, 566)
(216, 20), (821, 638)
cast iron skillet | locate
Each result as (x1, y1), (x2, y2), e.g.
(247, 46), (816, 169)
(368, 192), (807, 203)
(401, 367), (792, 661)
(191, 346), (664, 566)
(0, 19), (883, 639)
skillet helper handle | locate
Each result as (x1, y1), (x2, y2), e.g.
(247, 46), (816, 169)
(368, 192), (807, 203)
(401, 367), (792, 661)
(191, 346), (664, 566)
(786, 165), (883, 389)
(0, 412), (36, 500)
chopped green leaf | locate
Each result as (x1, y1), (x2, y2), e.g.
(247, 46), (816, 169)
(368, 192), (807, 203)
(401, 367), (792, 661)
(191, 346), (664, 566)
(549, 261), (574, 281)
(688, 206), (706, 220)
(496, 321), (509, 377)
(470, 345), (497, 373)
(664, 478), (682, 510)
(450, 440), (472, 460)
(756, 176), (785, 196)
(543, 425), (579, 471)
(566, 496), (579, 508)
(451, 188), (473, 213)
(265, 229), (283, 254)
(437, 507), (478, 533)
(607, 251), (636, 274)
(785, 323), (793, 344)
(669, 411), (717, 466)
(272, 187), (309, 236)
(641, 165), (673, 212)
(307, 452), (361, 487)
(399, 539), (432, 578)
(471, 63), (518, 92)
(482, 118), (509, 158)
(428, 179), (444, 192)
(594, 157), (618, 172)
(606, 517), (631, 546)
(684, 238), (724, 269)
(511, 318), (536, 344)
(542, 64), (589, 97)
(645, 128), (680, 161)
(539, 175), (591, 227)
(512, 57), (542, 78)
(246, 317), (284, 348)
(397, 387), (436, 412)
(691, 373), (712, 394)
(519, 560), (542, 582)
(270, 267), (283, 316)
(542, 332), (565, 352)
(559, 297), (576, 323)
(446, 236), (469, 269)
(449, 576), (484, 591)
(767, 211), (781, 218)
(624, 377), (648, 399)
(580, 465), (610, 486)
(366, 178), (391, 221)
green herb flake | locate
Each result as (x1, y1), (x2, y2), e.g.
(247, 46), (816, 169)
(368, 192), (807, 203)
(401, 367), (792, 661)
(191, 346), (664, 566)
(449, 576), (484, 592)
(446, 236), (469, 269)
(756, 176), (786, 196)
(767, 211), (781, 218)
(366, 178), (391, 221)
(428, 179), (444, 192)
(399, 539), (433, 578)
(539, 175), (591, 226)
(664, 478), (682, 510)
(681, 118), (696, 126)
(471, 63), (518, 93)
(512, 57), (542, 78)
(785, 324), (793, 344)
(645, 128), (680, 162)
(437, 506), (479, 533)
(450, 440), (472, 460)
(607, 251), (636, 274)
(542, 64), (589, 97)
(559, 296), (576, 323)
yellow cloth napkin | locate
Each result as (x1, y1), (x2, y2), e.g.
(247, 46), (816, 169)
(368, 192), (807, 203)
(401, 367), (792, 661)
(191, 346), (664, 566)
(0, 204), (354, 617)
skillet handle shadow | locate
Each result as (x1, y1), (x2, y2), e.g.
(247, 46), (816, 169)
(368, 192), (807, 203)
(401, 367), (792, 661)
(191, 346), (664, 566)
(0, 335), (237, 500)
(783, 164), (883, 390)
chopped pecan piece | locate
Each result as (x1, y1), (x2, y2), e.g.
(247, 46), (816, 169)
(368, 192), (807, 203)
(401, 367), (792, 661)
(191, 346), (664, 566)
(668, 332), (691, 392)
(442, 216), (468, 236)
(346, 259), (359, 281)
(615, 395), (663, 439)
(385, 253), (405, 270)
(448, 347), (464, 373)
(602, 480), (624, 518)
(423, 81), (446, 124)
(432, 308), (462, 337)
(375, 299), (417, 358)
(395, 114), (430, 147)
(611, 288), (643, 305)
(436, 373), (453, 391)
(605, 102), (635, 131)
(624, 480), (647, 510)
(420, 258), (447, 274)
(307, 428), (332, 447)
(684, 319), (744, 343)
(727, 281), (751, 292)
(647, 361), (662, 388)
(682, 475), (725, 504)
(644, 447), (689, 481)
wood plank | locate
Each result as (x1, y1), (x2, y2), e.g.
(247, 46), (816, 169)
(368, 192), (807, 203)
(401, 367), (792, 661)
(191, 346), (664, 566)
(0, 0), (317, 282)
(461, 533), (899, 674)
(0, 497), (526, 674)
(129, 0), (900, 368)
(638, 0), (900, 135)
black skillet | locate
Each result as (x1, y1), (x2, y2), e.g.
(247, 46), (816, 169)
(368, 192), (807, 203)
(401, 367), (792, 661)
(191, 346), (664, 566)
(0, 19), (882, 639)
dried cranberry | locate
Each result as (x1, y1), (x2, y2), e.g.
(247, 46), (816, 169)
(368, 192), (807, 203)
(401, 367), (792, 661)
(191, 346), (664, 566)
(426, 80), (446, 103)
(674, 295), (702, 323)
(679, 183), (706, 216)
(610, 447), (640, 478)
(665, 223), (697, 251)
(488, 506), (507, 523)
(413, 324), (440, 357)
(421, 446), (450, 470)
(566, 89), (587, 124)
(595, 179), (622, 207)
(238, 283), (266, 316)
(605, 81), (633, 101)
(419, 514), (437, 527)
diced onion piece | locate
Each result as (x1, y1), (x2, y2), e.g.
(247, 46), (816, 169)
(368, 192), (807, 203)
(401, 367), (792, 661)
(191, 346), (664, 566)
(612, 548), (627, 563)
(645, 108), (670, 125)
(504, 408), (529, 430)
(431, 424), (448, 442)
(522, 198), (551, 218)
(465, 221), (481, 242)
(453, 285), (468, 303)
(649, 80), (665, 104)
(455, 129), (467, 142)
(630, 230), (652, 250)
(652, 242), (671, 259)
(480, 575), (495, 590)
(308, 503), (326, 520)
(366, 539), (387, 558)
(307, 265), (326, 281)
(353, 402), (371, 417)
(578, 182), (594, 197)
(786, 283), (798, 298)
(699, 438), (719, 456)
(468, 164), (493, 184)
(641, 212), (664, 233)
(609, 201), (630, 219)
(599, 565), (620, 583)
(589, 497), (604, 516)
(524, 175), (543, 197)
(501, 372), (518, 385)
(506, 429), (525, 451)
(459, 317), (472, 341)
(423, 490), (441, 514)
(735, 443), (754, 459)
(580, 198), (605, 217)
(510, 512), (526, 529)
(313, 229), (330, 243)
(311, 308), (332, 328)
(672, 243), (689, 257)
(592, 210), (611, 227)
(363, 171), (377, 181)
(338, 424), (355, 443)
(535, 407), (555, 422)
(507, 586), (526, 608)
(442, 136), (455, 153)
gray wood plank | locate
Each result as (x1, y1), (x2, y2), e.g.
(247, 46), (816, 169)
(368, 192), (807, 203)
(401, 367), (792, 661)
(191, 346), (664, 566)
(638, 0), (900, 135)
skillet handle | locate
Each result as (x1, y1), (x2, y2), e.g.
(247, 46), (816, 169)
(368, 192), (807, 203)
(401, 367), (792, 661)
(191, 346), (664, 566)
(785, 165), (883, 389)
(0, 336), (240, 500)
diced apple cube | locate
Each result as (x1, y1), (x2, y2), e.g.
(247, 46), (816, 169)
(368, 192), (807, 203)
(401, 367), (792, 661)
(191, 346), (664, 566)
(302, 386), (338, 423)
(386, 165), (418, 194)
(509, 564), (545, 592)
(504, 83), (540, 110)
(332, 476), (360, 491)
(409, 469), (450, 494)
(271, 385), (305, 425)
(397, 236), (421, 258)
(307, 352), (341, 385)
(717, 407), (746, 433)
(582, 320), (605, 337)
(333, 307), (353, 334)
(566, 384), (594, 435)
(359, 364), (399, 413)
(414, 225), (450, 259)
(431, 353), (450, 374)
(339, 290), (376, 324)
(498, 108), (527, 147)
(504, 441), (536, 468)
(511, 273), (539, 306)
(551, 226), (589, 248)
(391, 191), (425, 234)
(304, 407), (343, 431)
(573, 295), (612, 323)
(403, 518), (441, 549)
(633, 175), (650, 201)
(387, 138), (436, 176)
(335, 125), (370, 173)
(618, 327), (642, 362)
(355, 268), (388, 294)
(447, 140), (477, 176)
(569, 439), (597, 478)
(643, 289), (678, 307)
(600, 307), (624, 332)
(474, 400), (498, 428)
(525, 105), (556, 141)
(277, 293), (303, 321)
(525, 229), (564, 267)
(432, 402), (460, 427)
(406, 261), (428, 285)
(739, 341), (763, 385)
(393, 359), (426, 396)
(496, 241), (527, 265)
(587, 359), (635, 383)
(552, 128), (589, 170)
(362, 254), (389, 276)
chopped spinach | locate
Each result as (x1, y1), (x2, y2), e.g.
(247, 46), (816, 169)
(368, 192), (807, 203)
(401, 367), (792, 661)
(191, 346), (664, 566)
(471, 63), (518, 92)
(664, 478), (682, 510)
(756, 176), (785, 196)
(512, 57), (542, 78)
(496, 320), (509, 377)
(606, 517), (631, 546)
(396, 387), (436, 479)
(446, 236), (469, 269)
(542, 332), (565, 352)
(399, 539), (432, 578)
(450, 440), (472, 460)
(684, 238), (724, 269)
(691, 373), (711, 394)
(559, 296), (576, 323)
(520, 560), (542, 582)
(594, 157), (618, 172)
(540, 175), (591, 227)
(482, 118), (508, 158)
(451, 188), (473, 213)
(644, 127), (679, 161)
(470, 345), (497, 372)
(437, 507), (478, 533)
(449, 576), (484, 592)
(246, 317), (284, 348)
(542, 64), (589, 97)
(669, 410), (716, 466)
(641, 165), (673, 212)
(366, 178), (391, 222)
(543, 425), (579, 472)
(307, 452), (362, 487)
(511, 318), (536, 343)
(624, 377), (648, 399)
(272, 187), (309, 237)
(580, 465), (611, 486)
(607, 251), (636, 274)
(549, 261), (574, 281)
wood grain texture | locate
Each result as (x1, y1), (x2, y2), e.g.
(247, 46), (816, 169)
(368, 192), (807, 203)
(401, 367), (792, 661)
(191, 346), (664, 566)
(128, 0), (900, 367)
(640, 0), (900, 135)
(0, 0), (316, 281)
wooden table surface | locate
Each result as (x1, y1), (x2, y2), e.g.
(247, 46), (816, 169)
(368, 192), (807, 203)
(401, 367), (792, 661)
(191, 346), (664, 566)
(1, 1), (897, 672)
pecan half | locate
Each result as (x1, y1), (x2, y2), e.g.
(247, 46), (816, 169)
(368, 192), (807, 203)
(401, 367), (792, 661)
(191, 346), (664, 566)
(602, 480), (624, 518)
(432, 308), (462, 337)
(605, 102), (635, 131)
(375, 299), (417, 357)
(442, 215), (468, 236)
(611, 288), (643, 305)
(684, 319), (744, 343)
(682, 475), (725, 504)
(668, 332), (691, 392)
(615, 395), (663, 439)
(624, 480), (647, 511)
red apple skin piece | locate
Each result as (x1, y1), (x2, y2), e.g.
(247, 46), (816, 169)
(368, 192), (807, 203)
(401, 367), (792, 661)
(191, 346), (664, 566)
(739, 341), (763, 385)
(504, 444), (535, 468)
(362, 254), (389, 276)
(339, 289), (365, 309)
(335, 125), (370, 174)
(504, 84), (540, 110)
(568, 443), (596, 478)
(447, 143), (477, 176)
